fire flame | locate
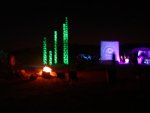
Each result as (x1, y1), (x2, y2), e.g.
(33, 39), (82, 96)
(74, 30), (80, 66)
(43, 66), (52, 73)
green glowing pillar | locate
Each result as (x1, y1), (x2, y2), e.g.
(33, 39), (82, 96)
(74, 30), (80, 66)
(63, 17), (69, 64)
(54, 31), (58, 64)
(43, 37), (47, 65)
(49, 50), (52, 65)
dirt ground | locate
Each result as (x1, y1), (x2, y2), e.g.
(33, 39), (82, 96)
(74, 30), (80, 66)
(0, 65), (150, 113)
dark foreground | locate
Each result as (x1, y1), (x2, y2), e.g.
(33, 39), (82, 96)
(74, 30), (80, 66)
(0, 67), (150, 113)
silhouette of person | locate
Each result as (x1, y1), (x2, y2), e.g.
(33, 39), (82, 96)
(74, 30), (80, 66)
(107, 52), (117, 85)
(130, 52), (140, 81)
(133, 52), (138, 66)
(112, 52), (116, 65)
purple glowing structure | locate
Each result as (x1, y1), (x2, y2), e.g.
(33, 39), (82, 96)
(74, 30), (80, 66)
(100, 41), (120, 62)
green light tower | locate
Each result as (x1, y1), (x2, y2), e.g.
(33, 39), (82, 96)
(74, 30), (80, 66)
(63, 17), (69, 64)
(49, 50), (52, 65)
(43, 37), (47, 65)
(54, 31), (58, 64)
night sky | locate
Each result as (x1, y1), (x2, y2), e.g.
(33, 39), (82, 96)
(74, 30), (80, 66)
(0, 1), (150, 50)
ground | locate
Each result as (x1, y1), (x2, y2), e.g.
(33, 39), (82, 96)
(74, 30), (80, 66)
(0, 65), (150, 113)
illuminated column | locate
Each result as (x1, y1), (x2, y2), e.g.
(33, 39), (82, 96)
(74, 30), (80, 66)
(54, 31), (58, 64)
(49, 50), (52, 65)
(63, 17), (69, 64)
(43, 37), (47, 65)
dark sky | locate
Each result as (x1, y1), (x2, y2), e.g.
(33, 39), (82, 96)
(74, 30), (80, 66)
(0, 1), (150, 50)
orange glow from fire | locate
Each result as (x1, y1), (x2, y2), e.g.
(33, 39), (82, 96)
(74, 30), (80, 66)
(37, 70), (43, 76)
(50, 71), (57, 77)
